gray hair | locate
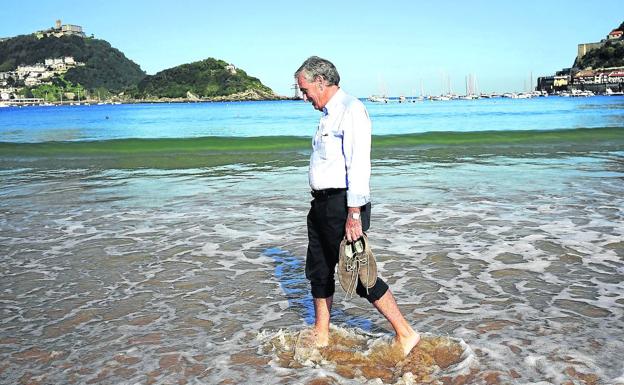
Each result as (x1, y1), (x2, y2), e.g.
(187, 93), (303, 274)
(294, 56), (340, 86)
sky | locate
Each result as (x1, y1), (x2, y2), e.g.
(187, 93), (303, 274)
(1, 0), (622, 97)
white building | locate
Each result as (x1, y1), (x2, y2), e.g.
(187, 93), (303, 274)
(17, 64), (46, 79)
(36, 20), (86, 39)
(24, 77), (41, 86)
(0, 71), (15, 80)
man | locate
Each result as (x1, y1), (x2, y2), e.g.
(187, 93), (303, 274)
(294, 56), (420, 356)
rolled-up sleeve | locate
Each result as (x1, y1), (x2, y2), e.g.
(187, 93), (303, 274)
(342, 102), (371, 207)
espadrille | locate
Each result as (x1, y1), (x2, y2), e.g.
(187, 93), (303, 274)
(337, 234), (377, 297)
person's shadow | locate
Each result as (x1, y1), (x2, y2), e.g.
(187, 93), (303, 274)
(265, 247), (384, 332)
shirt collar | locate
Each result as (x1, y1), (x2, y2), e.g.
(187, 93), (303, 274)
(322, 88), (344, 116)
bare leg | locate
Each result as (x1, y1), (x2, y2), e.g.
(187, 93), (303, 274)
(313, 296), (333, 346)
(372, 289), (420, 356)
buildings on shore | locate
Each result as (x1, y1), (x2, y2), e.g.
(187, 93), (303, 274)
(537, 28), (624, 94)
(0, 56), (85, 101)
(0, 20), (88, 103)
(538, 66), (624, 95)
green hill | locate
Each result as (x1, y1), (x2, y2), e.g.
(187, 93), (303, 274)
(0, 30), (279, 101)
(574, 21), (624, 69)
(0, 34), (145, 92)
(134, 58), (278, 100)
(575, 41), (624, 69)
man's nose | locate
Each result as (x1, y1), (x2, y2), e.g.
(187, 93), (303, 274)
(302, 93), (308, 102)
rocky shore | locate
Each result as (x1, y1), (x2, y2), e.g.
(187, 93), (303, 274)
(131, 89), (291, 103)
(0, 90), (295, 107)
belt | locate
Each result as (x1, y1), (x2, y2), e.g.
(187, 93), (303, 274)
(311, 188), (346, 199)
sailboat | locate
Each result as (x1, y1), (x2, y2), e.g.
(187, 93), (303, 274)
(369, 74), (389, 103)
(417, 80), (425, 101)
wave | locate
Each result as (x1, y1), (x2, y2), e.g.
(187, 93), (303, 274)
(1, 127), (622, 169)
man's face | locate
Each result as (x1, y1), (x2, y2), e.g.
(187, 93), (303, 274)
(297, 73), (324, 111)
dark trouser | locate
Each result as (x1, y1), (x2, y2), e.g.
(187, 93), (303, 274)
(306, 190), (388, 302)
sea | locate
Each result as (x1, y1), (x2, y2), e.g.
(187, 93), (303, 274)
(1, 96), (623, 385)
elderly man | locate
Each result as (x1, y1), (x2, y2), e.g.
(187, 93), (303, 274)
(294, 56), (419, 356)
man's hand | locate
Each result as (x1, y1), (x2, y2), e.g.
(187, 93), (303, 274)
(345, 207), (363, 242)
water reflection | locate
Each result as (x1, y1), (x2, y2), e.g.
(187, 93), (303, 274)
(266, 247), (375, 331)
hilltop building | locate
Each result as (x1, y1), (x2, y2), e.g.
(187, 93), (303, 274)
(608, 30), (623, 40)
(225, 64), (237, 74)
(577, 28), (623, 61)
(35, 20), (86, 39)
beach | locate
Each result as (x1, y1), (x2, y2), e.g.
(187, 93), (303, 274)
(1, 98), (623, 384)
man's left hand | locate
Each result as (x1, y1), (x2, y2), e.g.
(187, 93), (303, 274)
(345, 208), (363, 242)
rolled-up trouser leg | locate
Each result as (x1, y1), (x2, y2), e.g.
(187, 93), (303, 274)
(355, 278), (389, 303)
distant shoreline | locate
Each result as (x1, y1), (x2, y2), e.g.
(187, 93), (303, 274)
(3, 92), (624, 108)
(0, 95), (299, 107)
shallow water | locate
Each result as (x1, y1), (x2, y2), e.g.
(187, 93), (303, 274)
(1, 150), (623, 384)
(1, 96), (624, 142)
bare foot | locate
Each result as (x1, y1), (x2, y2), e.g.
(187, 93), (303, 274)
(313, 327), (329, 348)
(395, 330), (420, 357)
(294, 329), (325, 362)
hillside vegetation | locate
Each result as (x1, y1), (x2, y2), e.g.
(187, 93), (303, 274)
(0, 34), (145, 91)
(1, 32), (278, 100)
(134, 58), (276, 99)
(574, 20), (624, 69)
(575, 41), (624, 69)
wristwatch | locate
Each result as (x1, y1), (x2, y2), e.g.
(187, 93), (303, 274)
(350, 212), (361, 220)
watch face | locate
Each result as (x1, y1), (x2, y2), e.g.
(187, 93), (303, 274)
(351, 213), (360, 220)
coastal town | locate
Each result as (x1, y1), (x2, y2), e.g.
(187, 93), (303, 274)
(0, 56), (85, 102)
(536, 28), (624, 97)
(364, 26), (624, 103)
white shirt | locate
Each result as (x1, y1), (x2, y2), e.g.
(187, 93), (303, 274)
(309, 88), (371, 207)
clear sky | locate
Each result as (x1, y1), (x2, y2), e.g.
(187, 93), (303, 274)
(1, 0), (622, 97)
